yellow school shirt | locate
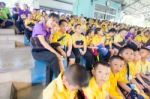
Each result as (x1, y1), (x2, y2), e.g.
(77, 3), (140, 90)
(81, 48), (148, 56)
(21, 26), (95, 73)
(135, 35), (142, 43)
(91, 35), (104, 46)
(52, 30), (71, 47)
(43, 73), (77, 99)
(121, 62), (137, 83)
(141, 36), (149, 44)
(109, 72), (125, 99)
(72, 34), (86, 45)
(104, 34), (113, 46)
(83, 77), (110, 99)
(139, 61), (150, 74)
(86, 36), (92, 46)
(131, 61), (142, 75)
(32, 13), (42, 22)
(114, 34), (124, 43)
(24, 19), (35, 26)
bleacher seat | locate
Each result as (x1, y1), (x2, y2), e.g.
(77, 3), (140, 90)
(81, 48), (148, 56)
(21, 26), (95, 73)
(0, 82), (16, 99)
(24, 35), (30, 46)
(32, 60), (47, 84)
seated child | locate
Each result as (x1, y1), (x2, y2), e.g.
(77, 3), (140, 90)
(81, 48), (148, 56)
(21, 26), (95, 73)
(43, 64), (90, 99)
(52, 19), (75, 66)
(109, 55), (125, 99)
(83, 61), (111, 99)
(118, 46), (148, 99)
(139, 47), (150, 86)
(72, 24), (94, 70)
(113, 28), (128, 49)
(133, 50), (150, 94)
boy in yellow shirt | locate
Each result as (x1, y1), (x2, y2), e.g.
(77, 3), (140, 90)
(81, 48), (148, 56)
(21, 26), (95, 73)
(133, 50), (150, 95)
(52, 19), (75, 65)
(43, 64), (90, 99)
(109, 55), (125, 99)
(118, 46), (147, 99)
(139, 47), (150, 86)
(83, 62), (111, 99)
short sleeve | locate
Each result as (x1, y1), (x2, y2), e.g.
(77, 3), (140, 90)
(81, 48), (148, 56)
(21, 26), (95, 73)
(32, 23), (46, 37)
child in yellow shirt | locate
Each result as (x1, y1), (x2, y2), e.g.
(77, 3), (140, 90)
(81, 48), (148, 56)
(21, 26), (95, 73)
(109, 55), (126, 99)
(72, 24), (94, 71)
(119, 46), (148, 99)
(43, 64), (90, 99)
(83, 62), (111, 99)
(139, 47), (150, 86)
(52, 19), (75, 66)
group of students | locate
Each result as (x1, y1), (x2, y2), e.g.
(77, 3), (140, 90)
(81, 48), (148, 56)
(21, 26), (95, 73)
(43, 47), (150, 99)
(1, 3), (150, 98)
(29, 12), (150, 99)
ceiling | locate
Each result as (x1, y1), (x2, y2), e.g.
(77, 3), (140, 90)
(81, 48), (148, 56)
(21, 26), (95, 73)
(120, 0), (150, 20)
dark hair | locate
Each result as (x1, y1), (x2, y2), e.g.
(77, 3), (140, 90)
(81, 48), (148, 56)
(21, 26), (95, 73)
(118, 28), (128, 33)
(94, 28), (101, 34)
(129, 27), (135, 31)
(86, 29), (94, 36)
(137, 31), (141, 35)
(118, 46), (133, 55)
(108, 28), (117, 33)
(64, 64), (90, 88)
(74, 24), (81, 29)
(49, 13), (59, 19)
(109, 55), (124, 63)
(59, 19), (68, 26)
(93, 61), (110, 69)
(140, 47), (150, 52)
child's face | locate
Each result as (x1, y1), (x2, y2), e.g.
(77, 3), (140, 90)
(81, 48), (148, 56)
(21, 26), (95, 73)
(134, 51), (141, 61)
(92, 65), (110, 86)
(60, 22), (68, 33)
(75, 25), (82, 34)
(109, 32), (115, 36)
(120, 49), (134, 62)
(98, 30), (104, 36)
(121, 30), (128, 38)
(140, 49), (149, 59)
(90, 31), (94, 36)
(110, 59), (124, 74)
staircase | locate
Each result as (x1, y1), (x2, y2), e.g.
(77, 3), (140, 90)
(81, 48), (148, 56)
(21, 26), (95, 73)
(0, 29), (24, 49)
(0, 47), (35, 99)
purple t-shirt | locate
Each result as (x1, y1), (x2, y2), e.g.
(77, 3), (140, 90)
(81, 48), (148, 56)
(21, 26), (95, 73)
(125, 32), (136, 40)
(32, 22), (51, 40)
(18, 9), (30, 17)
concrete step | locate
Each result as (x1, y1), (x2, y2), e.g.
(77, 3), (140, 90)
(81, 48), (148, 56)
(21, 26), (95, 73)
(0, 40), (16, 49)
(0, 35), (24, 43)
(17, 85), (43, 99)
(0, 82), (16, 99)
(0, 29), (15, 35)
(0, 48), (33, 90)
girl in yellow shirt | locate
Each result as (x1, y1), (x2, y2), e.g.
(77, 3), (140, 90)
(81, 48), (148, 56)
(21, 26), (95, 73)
(72, 24), (94, 71)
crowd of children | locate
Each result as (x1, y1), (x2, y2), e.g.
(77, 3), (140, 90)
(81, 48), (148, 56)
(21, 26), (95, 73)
(0, 2), (150, 99)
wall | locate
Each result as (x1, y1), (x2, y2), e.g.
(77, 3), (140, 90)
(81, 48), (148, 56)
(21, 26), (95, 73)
(73, 0), (122, 22)
(39, 0), (73, 12)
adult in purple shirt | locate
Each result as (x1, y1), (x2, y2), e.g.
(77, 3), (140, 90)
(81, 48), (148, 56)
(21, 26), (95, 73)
(125, 27), (139, 50)
(31, 13), (62, 85)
